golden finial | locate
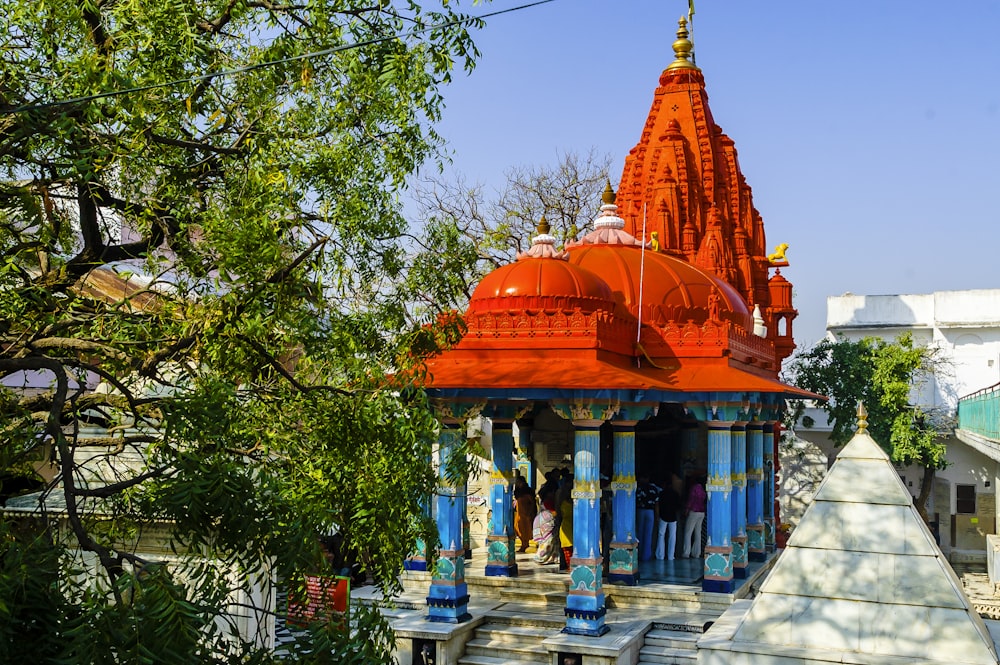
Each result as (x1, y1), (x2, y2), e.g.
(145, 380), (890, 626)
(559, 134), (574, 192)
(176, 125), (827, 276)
(666, 17), (699, 71)
(602, 179), (616, 205)
(537, 215), (550, 235)
(856, 401), (869, 433)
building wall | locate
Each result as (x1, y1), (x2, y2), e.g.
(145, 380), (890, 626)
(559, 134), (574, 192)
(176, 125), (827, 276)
(827, 290), (1000, 408)
(796, 289), (1000, 559)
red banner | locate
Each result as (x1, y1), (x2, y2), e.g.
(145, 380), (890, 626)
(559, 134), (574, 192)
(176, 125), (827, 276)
(288, 575), (350, 629)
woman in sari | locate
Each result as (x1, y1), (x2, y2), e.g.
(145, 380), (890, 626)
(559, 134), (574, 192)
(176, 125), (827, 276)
(513, 476), (537, 552)
(532, 496), (558, 564)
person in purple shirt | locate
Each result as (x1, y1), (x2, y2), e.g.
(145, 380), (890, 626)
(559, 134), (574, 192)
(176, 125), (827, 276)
(682, 476), (707, 559)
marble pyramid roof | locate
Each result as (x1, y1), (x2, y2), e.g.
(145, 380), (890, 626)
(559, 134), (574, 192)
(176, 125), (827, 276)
(713, 417), (999, 664)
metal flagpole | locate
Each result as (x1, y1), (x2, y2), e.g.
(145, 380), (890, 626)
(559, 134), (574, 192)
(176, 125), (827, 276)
(637, 202), (647, 352)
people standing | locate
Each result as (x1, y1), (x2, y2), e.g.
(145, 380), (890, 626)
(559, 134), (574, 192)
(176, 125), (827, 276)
(635, 473), (662, 561)
(682, 476), (707, 559)
(513, 476), (537, 552)
(656, 474), (681, 560)
(532, 496), (559, 564)
(557, 480), (574, 571)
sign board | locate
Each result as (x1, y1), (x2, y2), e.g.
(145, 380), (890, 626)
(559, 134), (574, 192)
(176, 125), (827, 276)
(288, 574), (350, 629)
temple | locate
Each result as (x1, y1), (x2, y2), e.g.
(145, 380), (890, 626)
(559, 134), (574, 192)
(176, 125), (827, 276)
(411, 16), (815, 644)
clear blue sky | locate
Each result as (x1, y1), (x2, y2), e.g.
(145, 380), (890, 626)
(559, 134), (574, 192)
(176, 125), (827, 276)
(424, 0), (1000, 350)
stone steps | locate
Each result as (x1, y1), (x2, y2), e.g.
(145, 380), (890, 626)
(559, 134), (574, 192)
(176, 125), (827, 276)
(457, 621), (551, 665)
(637, 628), (699, 665)
(458, 656), (545, 665)
(498, 586), (568, 605)
(644, 627), (700, 649)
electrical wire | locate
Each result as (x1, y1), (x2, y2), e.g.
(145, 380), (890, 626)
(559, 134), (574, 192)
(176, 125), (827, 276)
(1, 0), (559, 115)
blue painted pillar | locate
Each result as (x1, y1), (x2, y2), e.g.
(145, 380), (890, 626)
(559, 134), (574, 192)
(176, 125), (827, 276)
(763, 421), (776, 552)
(404, 486), (432, 571)
(565, 419), (609, 636)
(462, 485), (471, 561)
(608, 420), (639, 585)
(704, 421), (734, 593)
(551, 401), (618, 637)
(515, 417), (534, 484)
(746, 422), (765, 562)
(427, 421), (471, 623)
(730, 423), (748, 579)
(486, 420), (517, 577)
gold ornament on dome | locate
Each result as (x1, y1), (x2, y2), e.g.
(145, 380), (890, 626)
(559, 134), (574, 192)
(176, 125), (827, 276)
(666, 17), (699, 71)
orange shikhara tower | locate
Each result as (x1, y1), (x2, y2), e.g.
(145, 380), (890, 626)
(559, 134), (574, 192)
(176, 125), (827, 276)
(616, 18), (796, 362)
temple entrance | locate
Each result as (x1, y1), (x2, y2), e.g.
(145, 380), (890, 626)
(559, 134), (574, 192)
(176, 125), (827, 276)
(635, 405), (698, 488)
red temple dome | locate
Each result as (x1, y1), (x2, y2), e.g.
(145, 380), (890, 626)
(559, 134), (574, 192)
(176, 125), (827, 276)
(565, 244), (753, 330)
(467, 218), (615, 315)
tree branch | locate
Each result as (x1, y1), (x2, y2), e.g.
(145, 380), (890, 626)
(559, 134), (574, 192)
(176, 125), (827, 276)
(29, 336), (128, 360)
(73, 463), (172, 498)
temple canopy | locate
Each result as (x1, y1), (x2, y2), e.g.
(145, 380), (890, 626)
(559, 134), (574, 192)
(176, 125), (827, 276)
(412, 16), (819, 634)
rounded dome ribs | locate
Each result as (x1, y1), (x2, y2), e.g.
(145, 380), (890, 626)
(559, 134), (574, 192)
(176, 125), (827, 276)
(565, 244), (753, 331)
(467, 257), (615, 315)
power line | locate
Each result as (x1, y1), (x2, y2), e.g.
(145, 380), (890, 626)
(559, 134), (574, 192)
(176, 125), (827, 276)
(2, 0), (559, 115)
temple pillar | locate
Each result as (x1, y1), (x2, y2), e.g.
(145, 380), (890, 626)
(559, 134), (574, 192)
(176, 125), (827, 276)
(704, 420), (734, 593)
(515, 416), (534, 486)
(551, 401), (618, 637)
(403, 489), (432, 571)
(773, 419), (786, 549)
(730, 422), (748, 579)
(762, 421), (776, 552)
(462, 485), (471, 561)
(746, 421), (765, 562)
(609, 420), (638, 585)
(485, 419), (517, 577)
(427, 420), (471, 623)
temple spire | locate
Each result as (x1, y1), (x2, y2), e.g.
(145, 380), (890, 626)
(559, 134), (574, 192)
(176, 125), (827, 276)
(666, 17), (699, 71)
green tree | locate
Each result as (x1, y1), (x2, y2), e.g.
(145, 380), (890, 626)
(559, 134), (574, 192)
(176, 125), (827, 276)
(789, 332), (948, 522)
(0, 1), (481, 661)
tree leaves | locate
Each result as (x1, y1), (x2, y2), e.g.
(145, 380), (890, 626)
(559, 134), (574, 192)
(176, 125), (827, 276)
(788, 332), (949, 519)
(0, 0), (482, 660)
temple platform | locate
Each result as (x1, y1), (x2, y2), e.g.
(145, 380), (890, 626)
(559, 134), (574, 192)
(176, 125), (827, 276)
(352, 550), (780, 665)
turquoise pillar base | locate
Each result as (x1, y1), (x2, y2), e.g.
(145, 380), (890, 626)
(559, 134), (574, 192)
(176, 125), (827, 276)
(748, 524), (766, 562)
(703, 545), (734, 593)
(764, 518), (776, 553)
(426, 549), (471, 623)
(404, 535), (432, 571)
(485, 534), (518, 577)
(608, 542), (639, 585)
(732, 535), (748, 578)
(564, 557), (609, 636)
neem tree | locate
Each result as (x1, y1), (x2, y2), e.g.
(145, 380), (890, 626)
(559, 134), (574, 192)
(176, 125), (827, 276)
(0, 1), (482, 661)
(789, 333), (948, 523)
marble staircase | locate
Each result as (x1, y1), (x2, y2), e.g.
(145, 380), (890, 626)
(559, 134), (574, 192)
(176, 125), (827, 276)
(636, 625), (701, 665)
(458, 617), (562, 665)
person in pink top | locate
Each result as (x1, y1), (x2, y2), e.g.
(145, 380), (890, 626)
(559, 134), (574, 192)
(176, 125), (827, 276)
(682, 476), (707, 558)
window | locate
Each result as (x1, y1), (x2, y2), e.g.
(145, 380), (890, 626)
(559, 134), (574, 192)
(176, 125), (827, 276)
(956, 485), (977, 515)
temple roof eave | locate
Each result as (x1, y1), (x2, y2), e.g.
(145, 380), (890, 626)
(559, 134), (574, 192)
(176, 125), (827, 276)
(422, 351), (819, 404)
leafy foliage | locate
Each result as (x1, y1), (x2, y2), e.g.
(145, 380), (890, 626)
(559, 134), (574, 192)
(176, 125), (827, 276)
(788, 333), (948, 518)
(0, 0), (484, 660)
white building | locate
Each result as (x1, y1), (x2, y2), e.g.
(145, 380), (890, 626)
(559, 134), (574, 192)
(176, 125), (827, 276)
(794, 289), (1000, 562)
